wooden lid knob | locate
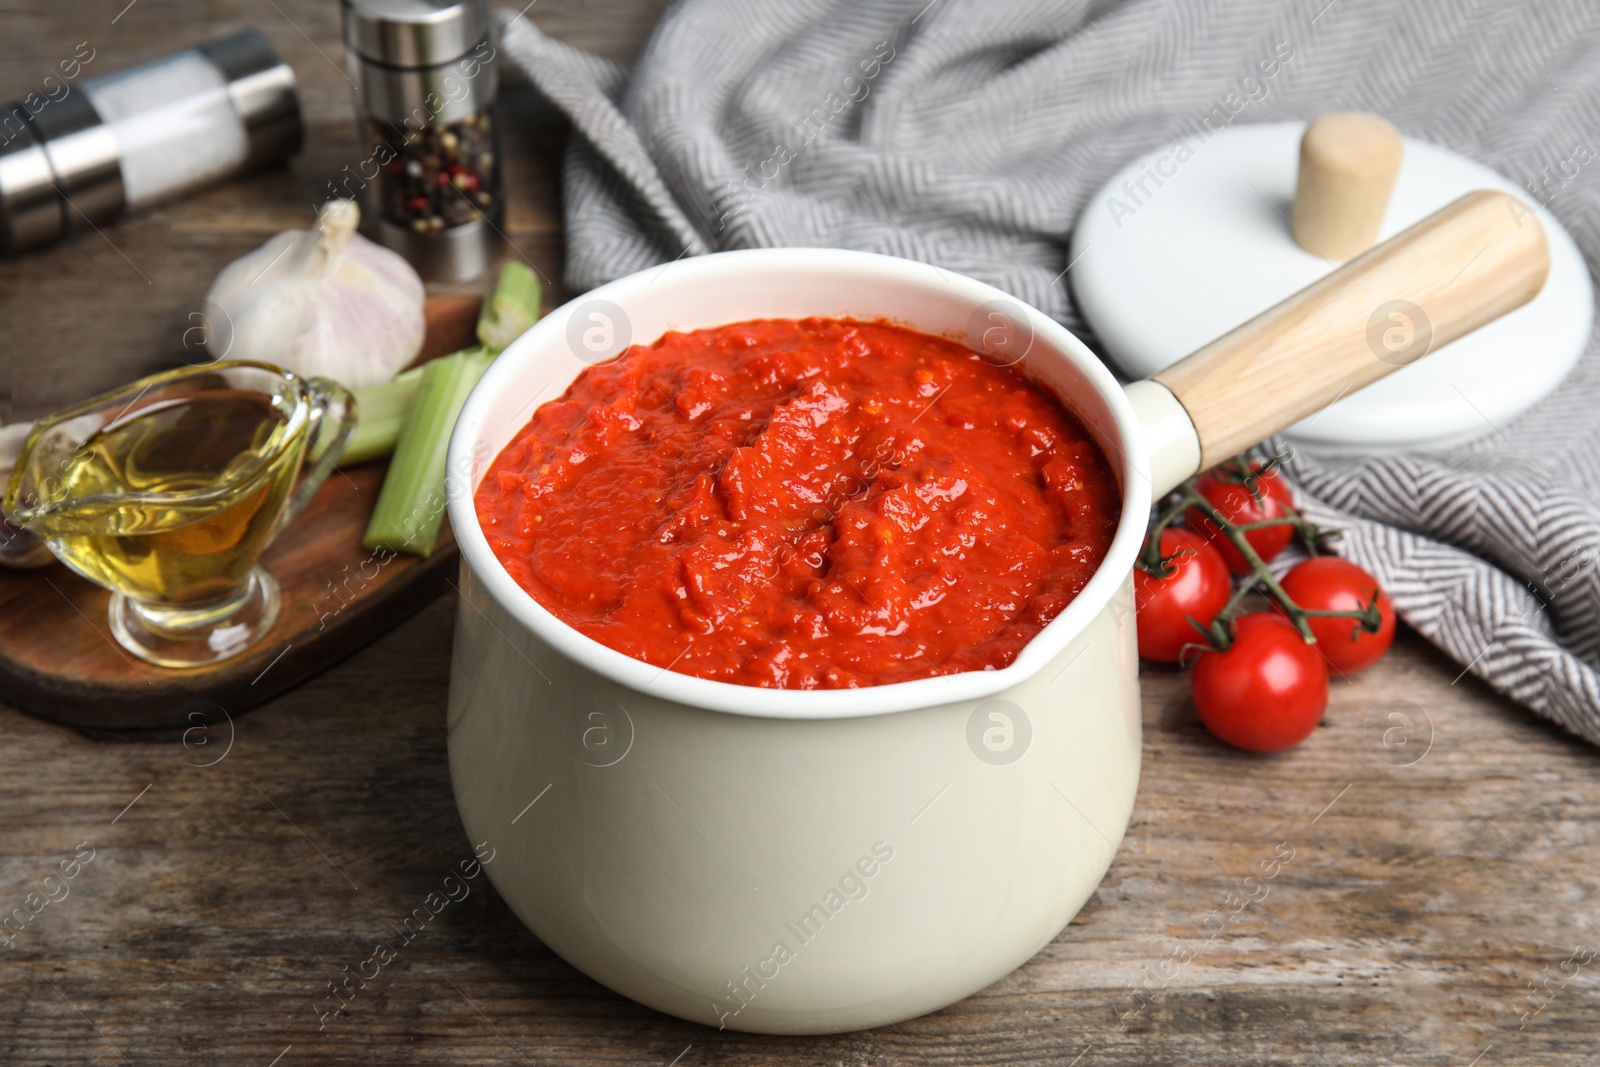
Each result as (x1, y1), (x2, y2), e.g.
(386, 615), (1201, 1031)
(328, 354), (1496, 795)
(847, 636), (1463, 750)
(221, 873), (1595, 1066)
(1291, 112), (1404, 261)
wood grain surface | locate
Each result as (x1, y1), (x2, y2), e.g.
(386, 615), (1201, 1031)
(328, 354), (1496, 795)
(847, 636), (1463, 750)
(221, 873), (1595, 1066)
(4, 3), (1600, 1066)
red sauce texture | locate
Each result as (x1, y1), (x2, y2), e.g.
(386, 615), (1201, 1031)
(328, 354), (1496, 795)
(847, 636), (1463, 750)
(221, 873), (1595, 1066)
(474, 318), (1120, 689)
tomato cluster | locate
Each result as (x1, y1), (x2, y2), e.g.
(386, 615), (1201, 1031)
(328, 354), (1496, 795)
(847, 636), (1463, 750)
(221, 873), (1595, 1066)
(1134, 462), (1396, 753)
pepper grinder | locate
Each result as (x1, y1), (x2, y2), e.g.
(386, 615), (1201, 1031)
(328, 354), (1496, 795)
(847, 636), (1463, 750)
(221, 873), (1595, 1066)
(341, 0), (503, 282)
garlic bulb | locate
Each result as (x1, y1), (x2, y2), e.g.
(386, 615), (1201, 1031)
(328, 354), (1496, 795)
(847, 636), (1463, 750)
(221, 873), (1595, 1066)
(204, 199), (425, 390)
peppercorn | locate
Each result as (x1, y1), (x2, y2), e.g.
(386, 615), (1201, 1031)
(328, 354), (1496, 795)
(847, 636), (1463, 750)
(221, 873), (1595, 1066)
(365, 109), (500, 231)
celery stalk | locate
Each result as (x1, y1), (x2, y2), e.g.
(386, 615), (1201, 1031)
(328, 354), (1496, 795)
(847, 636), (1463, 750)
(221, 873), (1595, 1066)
(360, 263), (544, 553)
(476, 261), (541, 353)
(342, 371), (425, 465)
(340, 414), (406, 466)
(361, 347), (492, 556)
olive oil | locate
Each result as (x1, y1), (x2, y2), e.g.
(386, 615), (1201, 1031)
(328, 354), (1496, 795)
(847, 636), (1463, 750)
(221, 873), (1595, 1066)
(34, 390), (301, 605)
(6, 360), (354, 668)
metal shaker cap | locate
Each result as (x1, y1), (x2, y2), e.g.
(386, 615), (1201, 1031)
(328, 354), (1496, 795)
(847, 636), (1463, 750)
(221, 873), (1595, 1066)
(0, 110), (64, 252)
(199, 29), (304, 172)
(342, 0), (490, 68)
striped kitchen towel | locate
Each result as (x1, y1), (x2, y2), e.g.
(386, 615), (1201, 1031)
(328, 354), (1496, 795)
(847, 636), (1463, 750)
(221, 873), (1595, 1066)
(496, 0), (1600, 740)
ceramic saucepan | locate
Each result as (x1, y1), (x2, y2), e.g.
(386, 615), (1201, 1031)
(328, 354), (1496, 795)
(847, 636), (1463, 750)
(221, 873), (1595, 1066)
(444, 190), (1545, 1034)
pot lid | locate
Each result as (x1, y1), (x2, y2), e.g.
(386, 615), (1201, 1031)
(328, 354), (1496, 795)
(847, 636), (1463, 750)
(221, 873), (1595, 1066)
(1070, 120), (1593, 455)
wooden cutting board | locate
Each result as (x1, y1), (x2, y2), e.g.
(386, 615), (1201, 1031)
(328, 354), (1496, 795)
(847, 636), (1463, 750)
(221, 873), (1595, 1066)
(0, 295), (485, 732)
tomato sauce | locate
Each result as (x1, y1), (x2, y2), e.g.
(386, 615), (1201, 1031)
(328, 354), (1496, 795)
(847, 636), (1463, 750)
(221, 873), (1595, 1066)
(474, 318), (1120, 689)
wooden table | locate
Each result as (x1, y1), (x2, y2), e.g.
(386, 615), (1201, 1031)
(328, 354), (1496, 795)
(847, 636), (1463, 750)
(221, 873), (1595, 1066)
(4, 4), (1599, 1064)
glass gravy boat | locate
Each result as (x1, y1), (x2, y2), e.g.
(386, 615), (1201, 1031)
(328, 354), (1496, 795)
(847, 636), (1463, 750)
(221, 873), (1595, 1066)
(5, 362), (354, 668)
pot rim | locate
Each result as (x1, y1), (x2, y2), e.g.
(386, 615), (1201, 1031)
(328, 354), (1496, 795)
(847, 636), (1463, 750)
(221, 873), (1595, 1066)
(446, 248), (1153, 719)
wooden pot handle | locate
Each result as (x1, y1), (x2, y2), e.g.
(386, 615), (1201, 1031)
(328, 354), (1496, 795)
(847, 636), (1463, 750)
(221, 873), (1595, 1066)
(1149, 189), (1550, 470)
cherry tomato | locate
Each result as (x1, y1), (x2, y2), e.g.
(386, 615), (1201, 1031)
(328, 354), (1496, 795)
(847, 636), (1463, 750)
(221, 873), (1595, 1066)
(1192, 613), (1328, 753)
(1134, 527), (1232, 662)
(1278, 556), (1395, 673)
(1186, 464), (1295, 575)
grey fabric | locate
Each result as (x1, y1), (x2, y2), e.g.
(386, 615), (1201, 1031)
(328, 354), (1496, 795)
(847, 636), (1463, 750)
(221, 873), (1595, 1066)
(495, 0), (1600, 741)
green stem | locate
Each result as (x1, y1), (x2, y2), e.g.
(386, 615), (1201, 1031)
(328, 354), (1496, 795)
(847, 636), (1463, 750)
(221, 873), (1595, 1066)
(1137, 494), (1194, 576)
(1179, 488), (1318, 643)
(1217, 575), (1257, 619)
(1183, 562), (1258, 655)
(1301, 603), (1384, 626)
(1174, 484), (1381, 645)
(1165, 449), (1377, 646)
(476, 261), (541, 353)
(1228, 516), (1306, 532)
